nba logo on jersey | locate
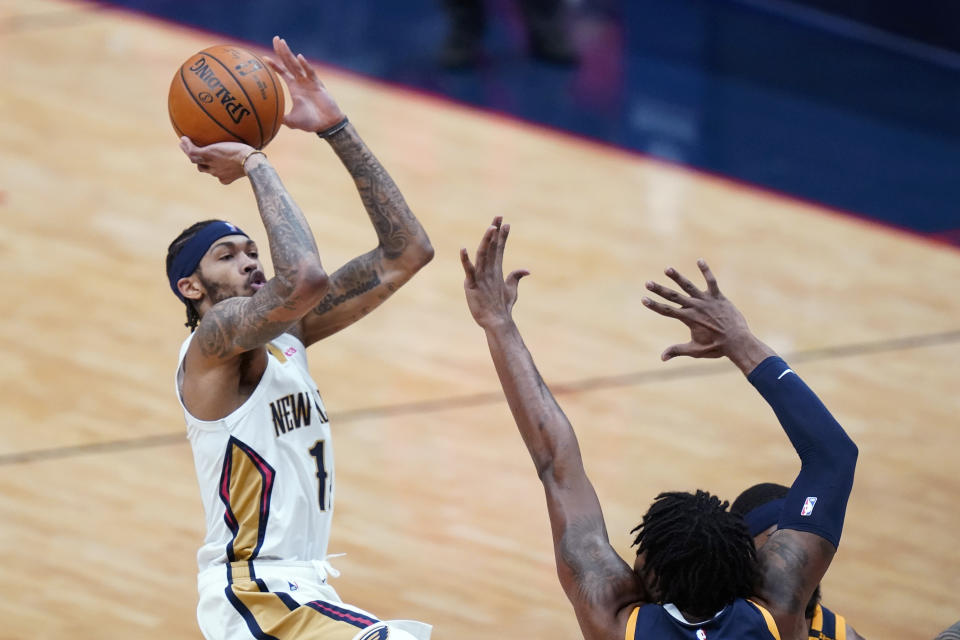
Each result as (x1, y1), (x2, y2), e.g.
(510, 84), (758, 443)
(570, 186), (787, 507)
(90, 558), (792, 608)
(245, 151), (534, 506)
(288, 581), (299, 591)
(801, 496), (817, 516)
(696, 629), (707, 639)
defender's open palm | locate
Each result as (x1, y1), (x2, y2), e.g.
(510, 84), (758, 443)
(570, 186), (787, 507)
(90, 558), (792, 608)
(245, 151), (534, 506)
(461, 217), (529, 329)
(642, 260), (753, 361)
(264, 36), (345, 132)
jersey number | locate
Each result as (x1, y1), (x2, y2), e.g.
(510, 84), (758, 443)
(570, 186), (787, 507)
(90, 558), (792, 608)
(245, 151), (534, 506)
(308, 440), (329, 511)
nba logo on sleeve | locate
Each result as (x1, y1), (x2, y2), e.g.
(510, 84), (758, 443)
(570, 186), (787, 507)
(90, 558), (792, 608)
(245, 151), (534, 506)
(801, 496), (817, 516)
(696, 629), (707, 639)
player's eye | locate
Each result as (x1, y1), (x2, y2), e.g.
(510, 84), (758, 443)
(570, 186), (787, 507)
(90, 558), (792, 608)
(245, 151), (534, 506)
(219, 254), (233, 261)
(248, 252), (259, 259)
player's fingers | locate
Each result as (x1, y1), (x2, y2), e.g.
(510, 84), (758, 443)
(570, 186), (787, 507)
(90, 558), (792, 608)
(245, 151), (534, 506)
(290, 53), (309, 79)
(180, 138), (214, 165)
(276, 37), (301, 74)
(645, 280), (690, 307)
(460, 247), (477, 287)
(303, 60), (321, 84)
(272, 36), (292, 67)
(474, 225), (497, 274)
(641, 296), (685, 320)
(494, 222), (510, 275)
(662, 340), (721, 361)
(697, 259), (721, 296)
(506, 269), (530, 289)
(480, 224), (499, 273)
(505, 269), (529, 304)
(295, 53), (317, 80)
(196, 164), (210, 173)
(263, 56), (293, 81)
(179, 136), (198, 157)
(665, 267), (704, 298)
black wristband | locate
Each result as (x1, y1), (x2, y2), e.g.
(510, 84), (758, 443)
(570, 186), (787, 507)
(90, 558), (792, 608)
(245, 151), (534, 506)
(316, 117), (349, 139)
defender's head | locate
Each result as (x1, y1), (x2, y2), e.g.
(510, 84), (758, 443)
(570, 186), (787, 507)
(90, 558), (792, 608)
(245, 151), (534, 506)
(166, 220), (266, 330)
(731, 482), (821, 619)
(630, 490), (758, 619)
(731, 482), (789, 548)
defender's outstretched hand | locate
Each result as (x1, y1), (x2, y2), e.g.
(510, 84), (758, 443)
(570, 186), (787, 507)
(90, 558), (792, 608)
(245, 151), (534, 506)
(461, 217), (529, 329)
(643, 260), (773, 373)
(179, 137), (258, 185)
(264, 36), (345, 133)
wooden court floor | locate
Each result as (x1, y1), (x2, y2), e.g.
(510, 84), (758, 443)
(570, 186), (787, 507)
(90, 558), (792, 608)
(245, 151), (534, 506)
(2, 1), (959, 638)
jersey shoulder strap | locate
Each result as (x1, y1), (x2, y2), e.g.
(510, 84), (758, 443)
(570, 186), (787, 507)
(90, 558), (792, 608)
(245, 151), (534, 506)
(810, 604), (847, 640)
(746, 599), (781, 640)
(624, 606), (641, 640)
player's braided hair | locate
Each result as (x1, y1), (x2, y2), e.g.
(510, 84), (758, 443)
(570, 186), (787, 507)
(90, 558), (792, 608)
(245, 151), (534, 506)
(166, 219), (221, 331)
(630, 490), (758, 618)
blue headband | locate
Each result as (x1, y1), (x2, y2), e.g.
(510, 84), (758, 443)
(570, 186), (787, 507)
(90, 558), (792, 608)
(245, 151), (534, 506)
(742, 498), (786, 537)
(168, 221), (249, 303)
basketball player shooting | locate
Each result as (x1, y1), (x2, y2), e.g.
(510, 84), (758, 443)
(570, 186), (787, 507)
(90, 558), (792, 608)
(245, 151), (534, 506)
(167, 37), (433, 640)
(460, 218), (858, 640)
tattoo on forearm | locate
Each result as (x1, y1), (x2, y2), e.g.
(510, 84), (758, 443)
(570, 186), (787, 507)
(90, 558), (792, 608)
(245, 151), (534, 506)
(247, 163), (320, 289)
(327, 125), (425, 260)
(194, 163), (322, 358)
(196, 294), (290, 359)
(311, 252), (382, 316)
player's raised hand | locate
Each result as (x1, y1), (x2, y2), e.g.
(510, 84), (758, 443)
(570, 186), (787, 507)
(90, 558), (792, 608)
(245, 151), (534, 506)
(179, 137), (256, 185)
(264, 36), (345, 133)
(461, 217), (529, 329)
(642, 260), (757, 362)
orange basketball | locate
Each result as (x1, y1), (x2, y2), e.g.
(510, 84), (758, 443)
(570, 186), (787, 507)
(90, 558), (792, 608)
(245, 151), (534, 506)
(168, 44), (285, 149)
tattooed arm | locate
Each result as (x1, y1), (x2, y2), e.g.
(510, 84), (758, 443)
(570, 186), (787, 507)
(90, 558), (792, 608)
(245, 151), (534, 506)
(295, 122), (433, 346)
(259, 37), (432, 347)
(175, 143), (330, 420)
(185, 149), (329, 362)
(462, 220), (646, 640)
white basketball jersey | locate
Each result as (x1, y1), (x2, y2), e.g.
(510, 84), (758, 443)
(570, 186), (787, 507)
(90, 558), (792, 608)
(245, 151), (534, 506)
(176, 332), (335, 571)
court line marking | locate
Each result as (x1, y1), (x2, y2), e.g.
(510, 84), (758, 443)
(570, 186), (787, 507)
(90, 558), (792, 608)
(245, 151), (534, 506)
(1, 328), (957, 466)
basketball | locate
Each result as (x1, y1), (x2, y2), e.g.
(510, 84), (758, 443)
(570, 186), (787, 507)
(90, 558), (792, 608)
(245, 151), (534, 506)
(168, 44), (285, 149)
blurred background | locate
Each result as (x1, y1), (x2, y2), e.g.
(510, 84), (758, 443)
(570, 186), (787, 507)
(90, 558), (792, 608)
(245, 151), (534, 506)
(102, 0), (960, 244)
(2, 1), (959, 639)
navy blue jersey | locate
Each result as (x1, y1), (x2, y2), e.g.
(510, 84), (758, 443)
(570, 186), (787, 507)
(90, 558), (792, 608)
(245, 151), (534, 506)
(626, 599), (780, 640)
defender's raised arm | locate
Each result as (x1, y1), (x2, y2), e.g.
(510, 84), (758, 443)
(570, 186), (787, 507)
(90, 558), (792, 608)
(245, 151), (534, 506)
(461, 219), (645, 640)
(643, 262), (858, 638)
